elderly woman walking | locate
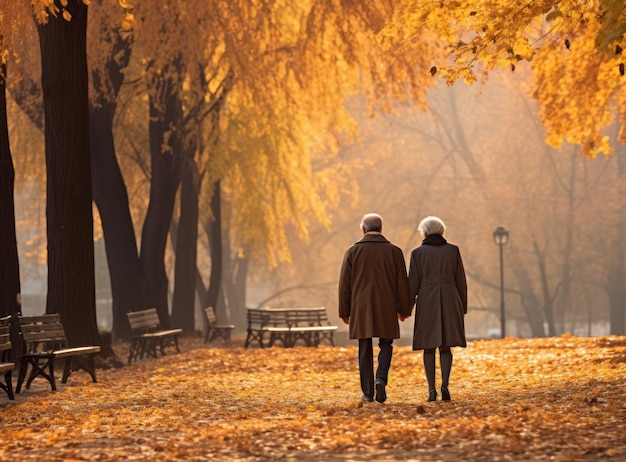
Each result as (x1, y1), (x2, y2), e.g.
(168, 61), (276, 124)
(408, 216), (467, 402)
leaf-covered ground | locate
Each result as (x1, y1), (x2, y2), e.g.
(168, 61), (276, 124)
(1, 335), (624, 461)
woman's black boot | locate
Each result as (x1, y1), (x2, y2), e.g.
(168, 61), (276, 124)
(427, 389), (437, 402)
(441, 385), (451, 401)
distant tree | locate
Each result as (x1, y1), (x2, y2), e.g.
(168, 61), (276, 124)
(383, 1), (626, 156)
(377, 0), (626, 334)
(606, 156), (626, 335)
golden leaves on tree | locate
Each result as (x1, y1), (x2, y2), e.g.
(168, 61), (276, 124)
(380, 0), (626, 157)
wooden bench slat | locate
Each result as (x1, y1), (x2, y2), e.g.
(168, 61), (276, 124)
(17, 314), (61, 323)
(52, 346), (101, 358)
(0, 362), (14, 373)
(138, 329), (182, 339)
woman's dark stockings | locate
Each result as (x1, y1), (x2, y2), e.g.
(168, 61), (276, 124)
(423, 347), (453, 401)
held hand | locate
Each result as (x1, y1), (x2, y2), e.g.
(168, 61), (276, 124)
(341, 317), (350, 325)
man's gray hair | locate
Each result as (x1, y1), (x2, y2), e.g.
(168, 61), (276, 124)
(360, 213), (383, 233)
(418, 216), (446, 238)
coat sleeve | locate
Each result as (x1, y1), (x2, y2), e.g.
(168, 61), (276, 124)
(456, 248), (468, 314)
(338, 248), (352, 319)
(408, 249), (421, 315)
(395, 248), (410, 317)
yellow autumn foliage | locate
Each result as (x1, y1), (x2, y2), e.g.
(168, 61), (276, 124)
(380, 0), (626, 157)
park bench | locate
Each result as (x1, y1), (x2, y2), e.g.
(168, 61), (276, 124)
(15, 314), (100, 392)
(127, 308), (182, 364)
(0, 316), (15, 399)
(203, 306), (235, 343)
(245, 307), (338, 348)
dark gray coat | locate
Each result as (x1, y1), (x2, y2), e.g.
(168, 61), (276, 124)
(339, 233), (410, 339)
(408, 234), (467, 350)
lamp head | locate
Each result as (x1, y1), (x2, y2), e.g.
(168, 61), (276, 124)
(493, 226), (509, 246)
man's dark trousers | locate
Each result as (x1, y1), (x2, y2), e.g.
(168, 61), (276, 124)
(358, 338), (393, 399)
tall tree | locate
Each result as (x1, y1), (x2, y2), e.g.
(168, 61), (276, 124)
(606, 142), (626, 335)
(139, 59), (185, 327)
(88, 0), (142, 340)
(0, 54), (21, 317)
(170, 154), (199, 334)
(37, 0), (99, 345)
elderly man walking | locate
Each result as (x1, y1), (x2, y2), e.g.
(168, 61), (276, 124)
(338, 213), (410, 403)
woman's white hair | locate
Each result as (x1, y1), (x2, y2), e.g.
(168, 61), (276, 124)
(418, 216), (446, 238)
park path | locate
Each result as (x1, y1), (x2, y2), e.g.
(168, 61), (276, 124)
(0, 335), (625, 461)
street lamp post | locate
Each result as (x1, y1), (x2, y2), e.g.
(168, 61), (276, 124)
(493, 226), (509, 339)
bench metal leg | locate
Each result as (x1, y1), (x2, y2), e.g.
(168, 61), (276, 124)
(128, 339), (141, 364)
(207, 328), (232, 344)
(157, 336), (180, 357)
(0, 370), (14, 400)
(268, 332), (290, 348)
(142, 338), (157, 359)
(245, 330), (266, 349)
(17, 355), (57, 392)
(16, 360), (27, 393)
(62, 355), (98, 384)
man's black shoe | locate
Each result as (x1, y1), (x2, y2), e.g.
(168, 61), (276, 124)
(374, 380), (387, 403)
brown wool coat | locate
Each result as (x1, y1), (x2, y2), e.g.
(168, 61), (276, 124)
(338, 233), (411, 340)
(408, 235), (468, 350)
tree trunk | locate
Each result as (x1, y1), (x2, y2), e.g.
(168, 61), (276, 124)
(223, 227), (248, 327)
(607, 261), (625, 335)
(38, 0), (99, 346)
(139, 66), (184, 328)
(89, 28), (143, 340)
(555, 152), (577, 333)
(0, 59), (21, 318)
(510, 244), (546, 337)
(533, 241), (556, 336)
(91, 106), (146, 340)
(231, 254), (248, 325)
(171, 155), (199, 334)
(205, 181), (223, 318)
(608, 150), (626, 335)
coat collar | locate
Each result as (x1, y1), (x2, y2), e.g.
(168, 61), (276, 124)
(357, 233), (389, 244)
(422, 234), (447, 246)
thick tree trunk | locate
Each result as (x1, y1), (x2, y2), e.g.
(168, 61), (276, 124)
(139, 68), (184, 328)
(0, 60), (21, 318)
(171, 156), (199, 334)
(89, 28), (143, 340)
(38, 0), (99, 346)
(91, 107), (145, 340)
